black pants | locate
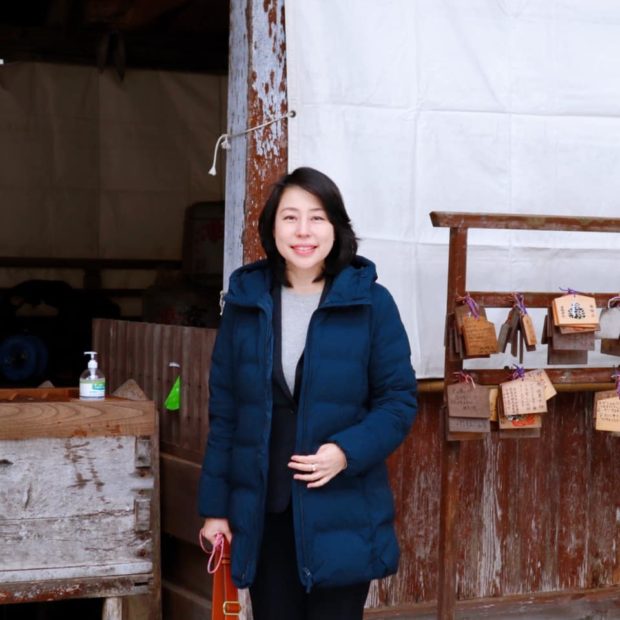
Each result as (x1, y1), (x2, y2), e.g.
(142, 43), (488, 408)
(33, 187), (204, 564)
(249, 505), (370, 620)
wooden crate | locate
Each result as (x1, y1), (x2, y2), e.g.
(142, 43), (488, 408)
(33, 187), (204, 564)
(0, 388), (160, 618)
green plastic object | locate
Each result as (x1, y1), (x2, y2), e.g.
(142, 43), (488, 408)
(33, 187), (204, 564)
(165, 375), (181, 411)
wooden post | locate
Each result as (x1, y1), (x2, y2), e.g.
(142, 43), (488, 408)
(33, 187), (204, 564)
(223, 6), (288, 618)
(102, 597), (124, 620)
(437, 227), (468, 619)
(224, 0), (289, 285)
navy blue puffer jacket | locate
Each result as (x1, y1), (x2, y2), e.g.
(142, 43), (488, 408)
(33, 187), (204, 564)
(198, 256), (417, 590)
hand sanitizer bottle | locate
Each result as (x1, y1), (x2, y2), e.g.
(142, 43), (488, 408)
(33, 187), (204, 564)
(80, 351), (106, 400)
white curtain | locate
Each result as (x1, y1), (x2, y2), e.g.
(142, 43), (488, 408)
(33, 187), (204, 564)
(0, 62), (226, 292)
(286, 0), (620, 378)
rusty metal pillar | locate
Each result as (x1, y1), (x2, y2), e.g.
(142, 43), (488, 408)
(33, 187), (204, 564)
(224, 0), (289, 281)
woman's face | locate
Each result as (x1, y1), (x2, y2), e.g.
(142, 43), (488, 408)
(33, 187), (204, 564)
(274, 186), (335, 281)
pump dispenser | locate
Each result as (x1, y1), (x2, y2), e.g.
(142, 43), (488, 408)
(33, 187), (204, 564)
(79, 351), (106, 400)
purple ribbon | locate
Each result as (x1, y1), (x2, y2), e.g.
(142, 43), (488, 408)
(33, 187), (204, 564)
(560, 287), (582, 296)
(511, 364), (526, 380)
(457, 293), (480, 319)
(512, 293), (528, 315)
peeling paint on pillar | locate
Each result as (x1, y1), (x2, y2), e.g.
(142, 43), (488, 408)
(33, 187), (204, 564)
(243, 0), (289, 263)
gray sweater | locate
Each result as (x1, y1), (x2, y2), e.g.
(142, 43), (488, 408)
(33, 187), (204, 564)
(280, 286), (322, 392)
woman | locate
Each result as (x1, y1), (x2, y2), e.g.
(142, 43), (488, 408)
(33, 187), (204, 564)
(199, 167), (417, 620)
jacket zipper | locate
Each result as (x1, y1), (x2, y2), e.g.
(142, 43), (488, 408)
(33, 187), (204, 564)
(294, 300), (367, 591)
(294, 308), (324, 592)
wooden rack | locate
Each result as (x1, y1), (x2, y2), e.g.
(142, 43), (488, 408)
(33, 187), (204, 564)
(430, 211), (620, 619)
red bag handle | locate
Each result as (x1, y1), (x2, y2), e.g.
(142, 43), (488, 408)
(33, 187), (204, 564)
(200, 532), (241, 619)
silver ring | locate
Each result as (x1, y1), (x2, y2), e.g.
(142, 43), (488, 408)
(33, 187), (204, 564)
(311, 463), (316, 472)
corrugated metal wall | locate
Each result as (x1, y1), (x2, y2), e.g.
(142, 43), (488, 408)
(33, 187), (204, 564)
(94, 319), (620, 617)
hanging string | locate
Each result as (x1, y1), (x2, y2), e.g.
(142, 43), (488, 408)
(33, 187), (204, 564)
(559, 287), (582, 296)
(455, 293), (480, 319)
(511, 364), (525, 380)
(612, 367), (620, 399)
(453, 370), (476, 388)
(607, 295), (620, 308)
(199, 531), (225, 574)
(511, 292), (528, 315)
(208, 109), (297, 176)
(219, 290), (226, 316)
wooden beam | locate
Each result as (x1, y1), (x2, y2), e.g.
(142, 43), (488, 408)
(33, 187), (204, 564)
(430, 211), (620, 233)
(0, 396), (155, 440)
(0, 25), (228, 73)
(0, 257), (181, 270)
(468, 291), (620, 308)
(0, 574), (153, 604)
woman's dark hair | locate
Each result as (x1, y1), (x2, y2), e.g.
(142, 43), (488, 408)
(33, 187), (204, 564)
(258, 167), (358, 285)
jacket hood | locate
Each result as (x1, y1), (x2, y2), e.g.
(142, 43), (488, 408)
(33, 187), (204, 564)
(225, 256), (378, 308)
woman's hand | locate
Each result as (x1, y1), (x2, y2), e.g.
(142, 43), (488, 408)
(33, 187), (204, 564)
(200, 517), (232, 546)
(288, 443), (347, 488)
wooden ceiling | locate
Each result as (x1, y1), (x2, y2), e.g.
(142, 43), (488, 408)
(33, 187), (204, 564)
(0, 0), (229, 74)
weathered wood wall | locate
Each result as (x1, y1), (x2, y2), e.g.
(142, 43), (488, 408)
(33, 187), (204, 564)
(94, 319), (215, 620)
(94, 319), (620, 617)
(373, 391), (620, 609)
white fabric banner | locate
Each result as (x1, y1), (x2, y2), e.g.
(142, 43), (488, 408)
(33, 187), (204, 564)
(286, 0), (620, 378)
(0, 62), (226, 290)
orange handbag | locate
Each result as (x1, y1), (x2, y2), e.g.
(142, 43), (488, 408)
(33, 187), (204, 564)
(201, 533), (242, 619)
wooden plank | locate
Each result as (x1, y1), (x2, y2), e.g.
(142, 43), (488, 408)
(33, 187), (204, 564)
(0, 257), (181, 270)
(161, 535), (211, 600)
(162, 580), (210, 620)
(364, 586), (620, 619)
(160, 453), (203, 545)
(0, 387), (75, 400)
(584, 394), (619, 588)
(467, 368), (615, 388)
(455, 437), (499, 599)
(430, 211), (620, 233)
(555, 393), (589, 590)
(0, 574), (153, 604)
(0, 436), (153, 581)
(513, 424), (557, 594)
(0, 399), (155, 440)
(371, 393), (442, 607)
(468, 291), (620, 309)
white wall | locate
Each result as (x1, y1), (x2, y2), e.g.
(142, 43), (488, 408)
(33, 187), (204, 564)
(286, 0), (620, 377)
